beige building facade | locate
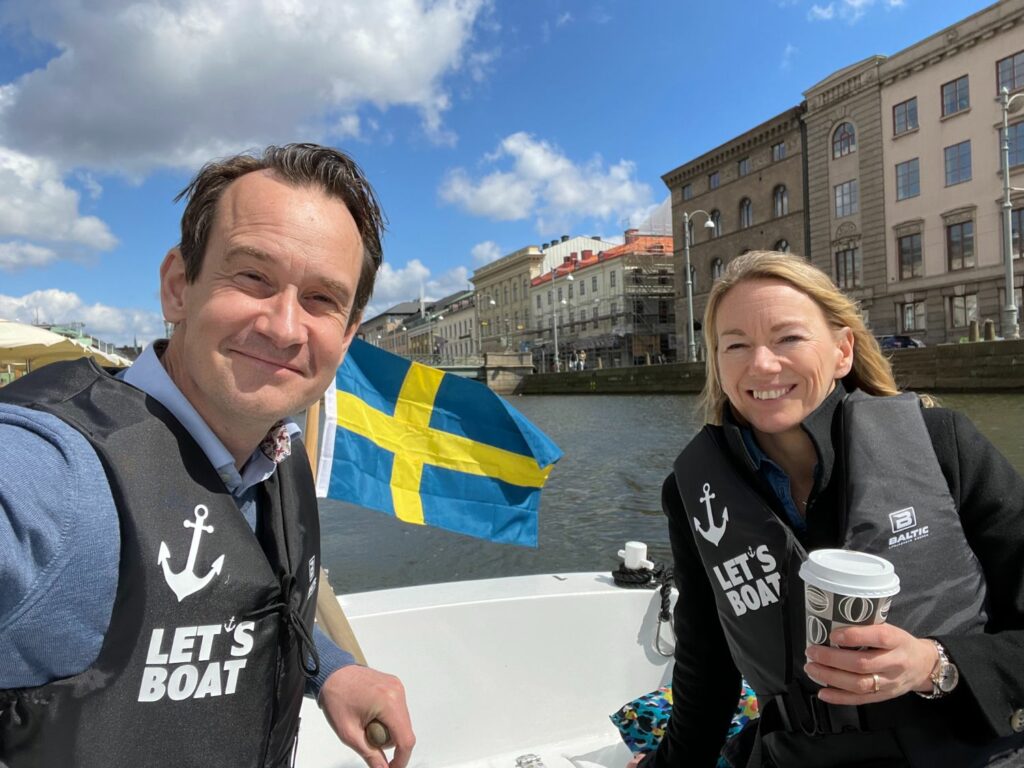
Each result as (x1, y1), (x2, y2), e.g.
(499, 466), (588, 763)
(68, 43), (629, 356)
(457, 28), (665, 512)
(471, 244), (544, 353)
(662, 107), (807, 352)
(875, 0), (1024, 343)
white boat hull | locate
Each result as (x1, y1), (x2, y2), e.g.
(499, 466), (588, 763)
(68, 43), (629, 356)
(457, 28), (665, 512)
(296, 572), (675, 767)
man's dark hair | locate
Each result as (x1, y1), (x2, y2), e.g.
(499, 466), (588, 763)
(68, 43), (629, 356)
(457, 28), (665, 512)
(174, 143), (386, 317)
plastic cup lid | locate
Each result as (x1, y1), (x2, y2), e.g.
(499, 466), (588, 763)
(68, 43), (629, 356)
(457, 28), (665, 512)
(798, 549), (900, 598)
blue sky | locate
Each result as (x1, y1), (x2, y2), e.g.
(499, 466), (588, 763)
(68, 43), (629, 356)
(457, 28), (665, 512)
(0, 0), (994, 345)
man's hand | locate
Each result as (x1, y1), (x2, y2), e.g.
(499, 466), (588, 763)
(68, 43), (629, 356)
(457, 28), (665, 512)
(319, 665), (415, 768)
(803, 623), (939, 705)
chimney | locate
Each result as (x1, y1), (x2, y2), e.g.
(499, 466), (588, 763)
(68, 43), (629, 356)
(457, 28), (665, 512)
(624, 228), (639, 244)
(563, 256), (572, 264)
(590, 235), (601, 240)
(582, 249), (593, 260)
(561, 234), (570, 242)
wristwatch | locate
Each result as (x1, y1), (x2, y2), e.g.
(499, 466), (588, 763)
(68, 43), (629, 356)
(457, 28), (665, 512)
(916, 639), (959, 699)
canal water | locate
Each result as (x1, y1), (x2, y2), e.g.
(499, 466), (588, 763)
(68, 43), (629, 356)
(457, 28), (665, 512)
(318, 392), (1024, 594)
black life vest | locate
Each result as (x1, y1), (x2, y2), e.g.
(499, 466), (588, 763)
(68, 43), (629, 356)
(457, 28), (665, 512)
(674, 390), (988, 734)
(0, 359), (321, 768)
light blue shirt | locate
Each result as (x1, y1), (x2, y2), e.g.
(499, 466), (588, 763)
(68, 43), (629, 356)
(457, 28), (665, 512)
(121, 343), (301, 531)
(1, 348), (353, 691)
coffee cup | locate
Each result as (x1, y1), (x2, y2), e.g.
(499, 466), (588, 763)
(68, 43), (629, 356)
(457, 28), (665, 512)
(798, 549), (900, 648)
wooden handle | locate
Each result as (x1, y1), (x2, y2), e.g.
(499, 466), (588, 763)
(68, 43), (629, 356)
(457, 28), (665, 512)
(306, 400), (391, 750)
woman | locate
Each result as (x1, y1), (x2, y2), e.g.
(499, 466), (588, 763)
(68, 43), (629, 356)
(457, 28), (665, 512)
(636, 251), (1024, 767)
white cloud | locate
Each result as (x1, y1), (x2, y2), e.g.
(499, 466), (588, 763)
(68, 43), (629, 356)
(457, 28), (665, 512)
(807, 0), (900, 23)
(781, 43), (798, 71)
(361, 259), (469, 318)
(439, 132), (653, 235)
(808, 3), (836, 20)
(0, 289), (164, 345)
(0, 242), (59, 271)
(0, 0), (490, 173)
(471, 240), (503, 264)
(556, 12), (573, 26)
(0, 147), (117, 251)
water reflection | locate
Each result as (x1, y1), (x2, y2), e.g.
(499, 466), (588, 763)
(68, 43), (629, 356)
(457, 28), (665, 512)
(319, 392), (1022, 594)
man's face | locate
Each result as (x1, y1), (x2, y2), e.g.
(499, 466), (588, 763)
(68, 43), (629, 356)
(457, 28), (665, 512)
(160, 170), (363, 447)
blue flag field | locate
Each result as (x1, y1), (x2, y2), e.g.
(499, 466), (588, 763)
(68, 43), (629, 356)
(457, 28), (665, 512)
(315, 340), (562, 546)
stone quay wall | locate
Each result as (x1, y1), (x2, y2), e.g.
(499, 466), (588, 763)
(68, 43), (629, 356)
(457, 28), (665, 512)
(517, 339), (1024, 395)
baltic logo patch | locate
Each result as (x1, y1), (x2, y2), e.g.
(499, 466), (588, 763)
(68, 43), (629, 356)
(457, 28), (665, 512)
(887, 506), (929, 548)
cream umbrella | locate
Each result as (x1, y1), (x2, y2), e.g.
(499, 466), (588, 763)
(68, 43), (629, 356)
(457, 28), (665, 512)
(0, 320), (100, 372)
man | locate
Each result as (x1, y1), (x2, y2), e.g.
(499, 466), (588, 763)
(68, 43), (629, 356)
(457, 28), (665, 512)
(0, 144), (415, 768)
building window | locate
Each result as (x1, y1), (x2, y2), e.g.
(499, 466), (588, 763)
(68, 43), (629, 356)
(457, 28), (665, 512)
(944, 140), (972, 186)
(947, 221), (975, 271)
(738, 157), (751, 177)
(893, 97), (918, 135)
(592, 306), (598, 322)
(567, 283), (573, 299)
(682, 183), (693, 201)
(772, 142), (786, 161)
(834, 180), (858, 218)
(512, 283), (517, 302)
(775, 239), (790, 253)
(710, 209), (721, 238)
(832, 122), (856, 158)
(773, 185), (789, 218)
(547, 289), (552, 306)
(711, 258), (724, 281)
(898, 233), (923, 279)
(997, 50), (1024, 93)
(901, 300), (926, 332)
(504, 285), (509, 304)
(610, 301), (618, 318)
(709, 171), (720, 190)
(941, 76), (970, 117)
(579, 279), (586, 296)
(592, 276), (598, 292)
(739, 198), (753, 229)
(896, 158), (920, 200)
(835, 247), (862, 289)
(557, 287), (563, 302)
(949, 295), (978, 329)
(610, 270), (616, 288)
(1012, 207), (1024, 259)
(536, 294), (541, 309)
(1004, 122), (1024, 168)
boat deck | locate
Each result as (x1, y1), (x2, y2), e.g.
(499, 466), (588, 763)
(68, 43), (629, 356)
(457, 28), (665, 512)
(296, 572), (674, 767)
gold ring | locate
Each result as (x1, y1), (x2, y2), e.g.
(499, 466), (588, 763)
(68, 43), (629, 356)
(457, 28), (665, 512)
(872, 673), (880, 693)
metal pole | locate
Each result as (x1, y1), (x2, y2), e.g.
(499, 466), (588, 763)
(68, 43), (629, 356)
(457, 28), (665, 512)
(553, 305), (559, 372)
(1001, 87), (1020, 340)
(683, 211), (697, 361)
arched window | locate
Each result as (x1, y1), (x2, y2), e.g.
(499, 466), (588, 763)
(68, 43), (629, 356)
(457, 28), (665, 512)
(775, 239), (790, 253)
(739, 198), (753, 229)
(773, 185), (789, 218)
(833, 122), (856, 158)
(710, 210), (721, 238)
(711, 257), (724, 281)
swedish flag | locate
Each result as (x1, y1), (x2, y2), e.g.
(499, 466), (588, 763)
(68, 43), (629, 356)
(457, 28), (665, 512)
(314, 340), (562, 546)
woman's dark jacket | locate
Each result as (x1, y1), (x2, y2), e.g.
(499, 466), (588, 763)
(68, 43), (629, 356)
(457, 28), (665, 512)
(648, 385), (1024, 767)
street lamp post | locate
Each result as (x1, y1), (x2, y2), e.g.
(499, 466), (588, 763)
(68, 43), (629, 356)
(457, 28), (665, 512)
(681, 210), (717, 361)
(1000, 87), (1023, 340)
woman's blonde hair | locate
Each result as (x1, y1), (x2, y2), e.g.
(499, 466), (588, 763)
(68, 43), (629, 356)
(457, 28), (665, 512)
(699, 250), (900, 424)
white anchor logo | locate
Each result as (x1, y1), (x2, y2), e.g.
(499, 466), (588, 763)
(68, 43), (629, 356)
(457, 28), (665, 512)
(158, 504), (226, 601)
(694, 482), (729, 547)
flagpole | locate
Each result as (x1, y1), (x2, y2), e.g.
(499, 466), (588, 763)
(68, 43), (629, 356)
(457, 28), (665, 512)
(305, 398), (390, 748)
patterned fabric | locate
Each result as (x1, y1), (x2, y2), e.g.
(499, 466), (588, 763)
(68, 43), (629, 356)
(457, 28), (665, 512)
(259, 420), (292, 464)
(609, 680), (759, 761)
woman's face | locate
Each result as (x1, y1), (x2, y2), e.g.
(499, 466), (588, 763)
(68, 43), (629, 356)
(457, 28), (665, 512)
(715, 278), (854, 437)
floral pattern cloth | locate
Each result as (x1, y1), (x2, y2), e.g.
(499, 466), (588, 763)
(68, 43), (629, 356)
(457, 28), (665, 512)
(609, 680), (759, 764)
(258, 420), (292, 464)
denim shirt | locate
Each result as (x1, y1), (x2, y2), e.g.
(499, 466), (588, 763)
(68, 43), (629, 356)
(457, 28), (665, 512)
(739, 428), (810, 537)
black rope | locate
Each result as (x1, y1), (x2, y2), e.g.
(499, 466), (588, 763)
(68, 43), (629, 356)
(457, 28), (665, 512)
(244, 597), (320, 679)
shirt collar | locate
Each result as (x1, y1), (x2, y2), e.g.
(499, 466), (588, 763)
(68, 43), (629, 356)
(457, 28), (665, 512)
(121, 341), (301, 494)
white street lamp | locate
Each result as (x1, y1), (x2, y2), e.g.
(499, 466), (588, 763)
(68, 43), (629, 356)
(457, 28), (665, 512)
(681, 210), (717, 361)
(999, 86), (1024, 340)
